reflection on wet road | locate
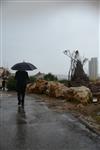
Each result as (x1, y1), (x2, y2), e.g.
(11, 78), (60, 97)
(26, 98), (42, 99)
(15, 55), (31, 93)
(0, 92), (100, 150)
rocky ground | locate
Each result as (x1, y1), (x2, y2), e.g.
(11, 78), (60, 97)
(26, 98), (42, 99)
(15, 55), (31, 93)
(30, 93), (100, 135)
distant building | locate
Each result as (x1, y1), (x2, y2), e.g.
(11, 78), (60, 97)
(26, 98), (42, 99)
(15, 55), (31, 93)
(89, 57), (98, 80)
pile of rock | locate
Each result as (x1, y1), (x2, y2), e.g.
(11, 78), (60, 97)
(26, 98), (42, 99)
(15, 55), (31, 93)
(27, 79), (93, 105)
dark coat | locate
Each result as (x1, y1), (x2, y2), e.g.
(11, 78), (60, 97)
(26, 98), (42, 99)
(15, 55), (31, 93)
(15, 71), (29, 92)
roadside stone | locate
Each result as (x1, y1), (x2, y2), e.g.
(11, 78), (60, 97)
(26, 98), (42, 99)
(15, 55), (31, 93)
(27, 80), (93, 105)
(46, 81), (68, 98)
(27, 79), (48, 94)
(64, 86), (92, 105)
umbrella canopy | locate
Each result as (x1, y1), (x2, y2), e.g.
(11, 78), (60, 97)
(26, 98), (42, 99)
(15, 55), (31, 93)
(11, 62), (37, 71)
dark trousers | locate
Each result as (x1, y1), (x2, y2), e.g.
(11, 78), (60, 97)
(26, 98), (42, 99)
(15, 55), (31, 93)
(17, 91), (25, 106)
(16, 84), (26, 106)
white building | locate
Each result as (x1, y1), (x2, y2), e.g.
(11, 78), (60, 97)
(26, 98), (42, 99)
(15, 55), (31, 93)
(89, 57), (98, 80)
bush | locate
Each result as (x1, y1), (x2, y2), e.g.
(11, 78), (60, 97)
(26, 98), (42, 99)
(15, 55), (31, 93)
(6, 76), (16, 91)
(59, 79), (69, 86)
(44, 73), (58, 81)
(29, 76), (36, 83)
(7, 75), (37, 91)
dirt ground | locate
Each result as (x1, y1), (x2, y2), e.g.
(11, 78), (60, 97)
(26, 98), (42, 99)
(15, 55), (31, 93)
(32, 94), (100, 134)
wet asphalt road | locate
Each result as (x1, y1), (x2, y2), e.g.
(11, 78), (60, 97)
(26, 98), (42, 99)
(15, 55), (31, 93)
(0, 92), (100, 150)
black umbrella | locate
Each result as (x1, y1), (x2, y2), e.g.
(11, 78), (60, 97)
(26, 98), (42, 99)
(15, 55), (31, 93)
(11, 62), (37, 71)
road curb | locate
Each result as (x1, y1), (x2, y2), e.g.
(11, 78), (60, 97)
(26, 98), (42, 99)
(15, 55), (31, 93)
(70, 112), (100, 137)
(77, 116), (100, 137)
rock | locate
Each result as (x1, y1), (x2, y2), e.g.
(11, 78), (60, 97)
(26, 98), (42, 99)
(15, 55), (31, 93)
(46, 81), (68, 98)
(26, 83), (34, 92)
(27, 79), (48, 94)
(27, 80), (93, 105)
(26, 83), (35, 93)
(64, 86), (92, 105)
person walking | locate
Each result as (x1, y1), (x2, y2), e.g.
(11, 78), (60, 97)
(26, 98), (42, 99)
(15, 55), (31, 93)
(15, 70), (29, 107)
(2, 79), (6, 91)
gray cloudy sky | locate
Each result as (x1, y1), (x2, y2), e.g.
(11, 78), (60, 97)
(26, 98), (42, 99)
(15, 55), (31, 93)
(0, 0), (100, 75)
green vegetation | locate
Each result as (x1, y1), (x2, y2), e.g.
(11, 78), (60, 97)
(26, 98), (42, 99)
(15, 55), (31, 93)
(29, 76), (36, 83)
(44, 73), (58, 81)
(6, 76), (16, 91)
(59, 79), (68, 86)
(6, 75), (36, 91)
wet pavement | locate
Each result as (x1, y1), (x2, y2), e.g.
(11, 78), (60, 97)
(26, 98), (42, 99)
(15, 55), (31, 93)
(0, 92), (100, 150)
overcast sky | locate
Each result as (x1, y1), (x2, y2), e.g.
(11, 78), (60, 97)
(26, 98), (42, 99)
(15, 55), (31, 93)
(0, 0), (99, 76)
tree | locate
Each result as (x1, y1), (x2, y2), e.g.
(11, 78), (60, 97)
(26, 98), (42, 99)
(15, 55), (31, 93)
(63, 49), (89, 86)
